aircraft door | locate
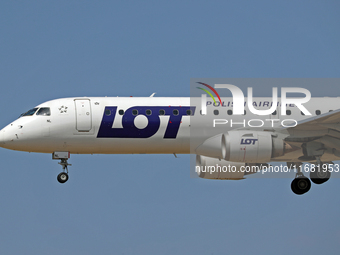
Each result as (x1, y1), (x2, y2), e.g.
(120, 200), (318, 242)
(74, 99), (92, 131)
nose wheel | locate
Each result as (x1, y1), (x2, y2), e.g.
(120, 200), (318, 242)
(57, 172), (69, 183)
(56, 157), (72, 184)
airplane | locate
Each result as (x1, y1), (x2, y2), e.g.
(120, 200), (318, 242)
(0, 91), (339, 195)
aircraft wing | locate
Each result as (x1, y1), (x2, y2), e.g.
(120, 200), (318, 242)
(283, 108), (340, 153)
(284, 108), (340, 133)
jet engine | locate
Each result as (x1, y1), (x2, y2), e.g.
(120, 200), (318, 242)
(196, 131), (292, 163)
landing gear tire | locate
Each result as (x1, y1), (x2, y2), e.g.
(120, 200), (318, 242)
(57, 172), (69, 183)
(310, 165), (331, 185)
(291, 177), (311, 195)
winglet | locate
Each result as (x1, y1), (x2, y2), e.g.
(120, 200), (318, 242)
(150, 93), (156, 97)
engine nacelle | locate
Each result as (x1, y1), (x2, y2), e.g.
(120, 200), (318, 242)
(196, 155), (246, 180)
(195, 133), (226, 159)
(195, 131), (291, 163)
(223, 131), (285, 163)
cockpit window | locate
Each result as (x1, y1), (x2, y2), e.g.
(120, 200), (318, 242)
(20, 108), (38, 117)
(36, 107), (51, 116)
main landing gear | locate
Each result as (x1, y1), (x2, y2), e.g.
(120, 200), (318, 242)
(310, 165), (331, 184)
(291, 173), (311, 195)
(53, 152), (72, 184)
(289, 159), (331, 195)
(290, 162), (311, 195)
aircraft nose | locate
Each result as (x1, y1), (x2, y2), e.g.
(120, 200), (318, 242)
(0, 127), (14, 147)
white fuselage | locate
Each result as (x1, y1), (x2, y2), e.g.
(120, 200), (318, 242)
(0, 97), (191, 154)
(0, 96), (339, 163)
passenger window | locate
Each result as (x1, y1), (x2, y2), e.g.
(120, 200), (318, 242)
(118, 110), (124, 115)
(21, 108), (38, 117)
(105, 109), (111, 116)
(186, 109), (192, 116)
(213, 110), (219, 115)
(132, 109), (138, 116)
(146, 109), (152, 116)
(173, 109), (179, 116)
(37, 107), (51, 116)
(227, 110), (233, 115)
(316, 110), (321, 115)
(272, 110), (277, 115)
(286, 110), (291, 115)
(159, 109), (165, 115)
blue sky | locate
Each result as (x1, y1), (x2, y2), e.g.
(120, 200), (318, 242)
(0, 1), (340, 254)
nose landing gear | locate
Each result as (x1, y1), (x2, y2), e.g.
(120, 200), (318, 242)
(57, 159), (71, 183)
(53, 152), (71, 184)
